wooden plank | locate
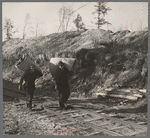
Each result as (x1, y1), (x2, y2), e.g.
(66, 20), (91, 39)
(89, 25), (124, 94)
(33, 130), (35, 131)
(78, 109), (104, 119)
(71, 113), (87, 117)
(96, 89), (143, 97)
(84, 121), (124, 136)
(60, 122), (76, 127)
(3, 93), (26, 102)
(138, 89), (147, 93)
(77, 108), (147, 130)
(95, 93), (138, 100)
(137, 122), (147, 125)
(44, 107), (123, 136)
(122, 118), (130, 121)
(109, 126), (127, 130)
(37, 115), (49, 120)
(84, 131), (103, 136)
(30, 111), (47, 115)
(61, 110), (79, 114)
(3, 87), (26, 95)
(95, 110), (104, 113)
(84, 117), (103, 122)
(95, 121), (110, 127)
(107, 114), (121, 117)
(116, 88), (145, 95)
(43, 104), (146, 136)
(128, 129), (147, 136)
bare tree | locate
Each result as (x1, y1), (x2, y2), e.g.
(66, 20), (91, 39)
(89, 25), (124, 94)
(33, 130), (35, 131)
(22, 13), (32, 39)
(58, 5), (74, 32)
(92, 2), (111, 29)
(35, 18), (44, 37)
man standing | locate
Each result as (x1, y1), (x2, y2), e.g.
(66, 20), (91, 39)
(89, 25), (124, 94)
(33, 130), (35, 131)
(19, 65), (43, 109)
(53, 61), (74, 110)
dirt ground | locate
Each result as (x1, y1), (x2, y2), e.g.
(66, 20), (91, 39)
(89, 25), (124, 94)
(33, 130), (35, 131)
(3, 80), (147, 136)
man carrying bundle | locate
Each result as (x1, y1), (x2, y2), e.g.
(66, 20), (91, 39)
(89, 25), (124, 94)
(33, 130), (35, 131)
(53, 61), (74, 110)
(19, 65), (43, 110)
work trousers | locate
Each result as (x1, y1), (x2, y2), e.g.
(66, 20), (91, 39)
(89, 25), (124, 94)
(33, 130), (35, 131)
(24, 86), (35, 109)
(57, 85), (70, 108)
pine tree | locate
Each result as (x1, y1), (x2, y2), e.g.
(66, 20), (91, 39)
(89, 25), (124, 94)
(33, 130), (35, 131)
(73, 14), (87, 31)
(92, 2), (111, 29)
(4, 18), (14, 41)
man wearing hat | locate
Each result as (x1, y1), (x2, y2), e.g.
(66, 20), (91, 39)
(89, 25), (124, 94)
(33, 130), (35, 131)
(53, 61), (74, 110)
(19, 64), (43, 110)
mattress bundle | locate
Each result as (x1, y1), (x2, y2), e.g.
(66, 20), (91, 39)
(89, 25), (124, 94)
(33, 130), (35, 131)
(15, 54), (41, 72)
(49, 58), (76, 77)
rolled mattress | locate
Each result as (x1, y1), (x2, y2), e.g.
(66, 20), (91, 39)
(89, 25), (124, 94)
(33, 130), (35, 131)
(49, 58), (76, 78)
(15, 55), (41, 72)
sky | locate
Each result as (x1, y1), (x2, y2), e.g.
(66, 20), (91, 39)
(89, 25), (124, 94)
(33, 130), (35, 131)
(2, 2), (148, 41)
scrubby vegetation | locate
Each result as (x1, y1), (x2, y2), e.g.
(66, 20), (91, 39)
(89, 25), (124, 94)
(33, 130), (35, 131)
(2, 28), (148, 97)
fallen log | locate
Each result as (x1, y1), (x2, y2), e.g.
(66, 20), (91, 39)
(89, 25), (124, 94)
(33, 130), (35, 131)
(95, 91), (139, 100)
(98, 89), (143, 98)
(138, 89), (147, 93)
(115, 88), (146, 95)
(102, 88), (144, 98)
(116, 90), (143, 98)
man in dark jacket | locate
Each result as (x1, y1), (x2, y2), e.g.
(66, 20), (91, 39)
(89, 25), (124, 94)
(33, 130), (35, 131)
(19, 65), (43, 109)
(53, 61), (74, 110)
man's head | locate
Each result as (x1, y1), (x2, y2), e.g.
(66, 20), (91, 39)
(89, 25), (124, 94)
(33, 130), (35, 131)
(30, 65), (35, 72)
(58, 61), (65, 70)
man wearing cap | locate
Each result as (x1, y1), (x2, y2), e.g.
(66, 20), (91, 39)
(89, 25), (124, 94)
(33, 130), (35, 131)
(19, 65), (43, 109)
(53, 61), (74, 110)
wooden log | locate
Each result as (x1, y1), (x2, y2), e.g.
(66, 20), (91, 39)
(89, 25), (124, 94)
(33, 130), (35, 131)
(95, 92), (138, 100)
(79, 108), (147, 130)
(70, 113), (87, 118)
(61, 110), (79, 115)
(117, 89), (145, 96)
(84, 131), (102, 136)
(95, 110), (104, 113)
(137, 122), (147, 125)
(37, 115), (49, 120)
(109, 126), (127, 130)
(128, 129), (147, 136)
(84, 117), (103, 122)
(105, 87), (115, 91)
(104, 88), (145, 98)
(84, 121), (124, 136)
(60, 122), (76, 127)
(138, 89), (147, 93)
(104, 89), (143, 97)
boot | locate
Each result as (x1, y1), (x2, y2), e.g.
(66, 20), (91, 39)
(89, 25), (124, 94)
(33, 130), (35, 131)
(29, 99), (32, 109)
(27, 103), (30, 108)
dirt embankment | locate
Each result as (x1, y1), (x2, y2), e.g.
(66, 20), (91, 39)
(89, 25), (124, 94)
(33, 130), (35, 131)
(2, 28), (148, 98)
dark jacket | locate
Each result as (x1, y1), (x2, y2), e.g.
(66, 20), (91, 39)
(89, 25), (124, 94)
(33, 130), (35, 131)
(54, 66), (74, 86)
(20, 68), (42, 89)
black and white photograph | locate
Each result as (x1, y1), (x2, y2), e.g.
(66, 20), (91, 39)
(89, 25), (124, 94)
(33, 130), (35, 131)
(2, 2), (148, 136)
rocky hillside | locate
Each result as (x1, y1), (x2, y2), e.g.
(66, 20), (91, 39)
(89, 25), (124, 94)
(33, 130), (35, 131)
(2, 28), (148, 97)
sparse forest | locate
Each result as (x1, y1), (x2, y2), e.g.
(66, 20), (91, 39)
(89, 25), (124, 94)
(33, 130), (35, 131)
(2, 2), (148, 136)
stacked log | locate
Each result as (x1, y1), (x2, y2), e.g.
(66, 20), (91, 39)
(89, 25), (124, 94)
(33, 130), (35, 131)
(95, 87), (147, 100)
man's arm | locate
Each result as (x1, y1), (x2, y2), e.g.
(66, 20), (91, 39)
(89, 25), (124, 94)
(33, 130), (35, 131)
(53, 78), (58, 91)
(68, 70), (74, 76)
(19, 73), (26, 90)
(65, 68), (74, 76)
(35, 69), (43, 79)
(52, 68), (59, 91)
